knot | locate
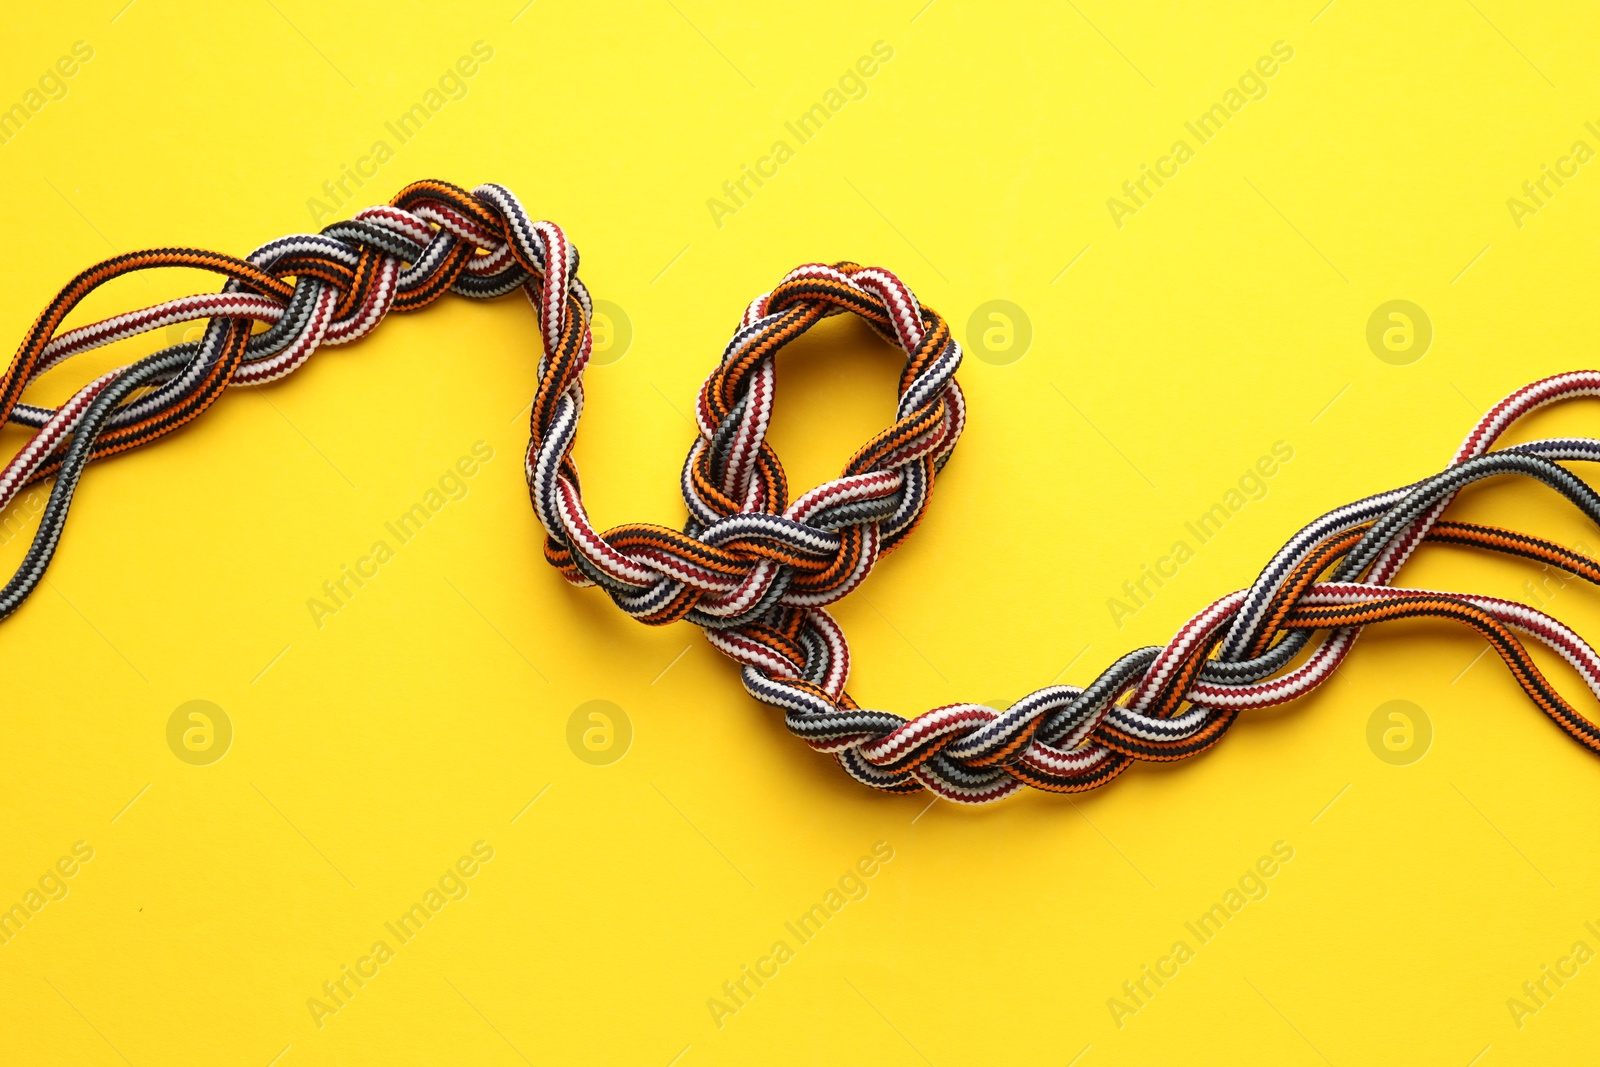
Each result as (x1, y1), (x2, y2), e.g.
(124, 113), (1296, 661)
(535, 261), (962, 641)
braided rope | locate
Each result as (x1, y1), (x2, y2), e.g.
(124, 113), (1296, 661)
(7, 179), (1600, 804)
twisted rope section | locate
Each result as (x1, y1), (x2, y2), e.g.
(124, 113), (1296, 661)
(796, 374), (1600, 803)
(3, 180), (1600, 806)
(0, 180), (584, 622)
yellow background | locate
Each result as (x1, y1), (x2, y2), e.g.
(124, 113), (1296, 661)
(1, 0), (1598, 1062)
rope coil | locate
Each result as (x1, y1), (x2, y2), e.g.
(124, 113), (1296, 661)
(6, 178), (1600, 804)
